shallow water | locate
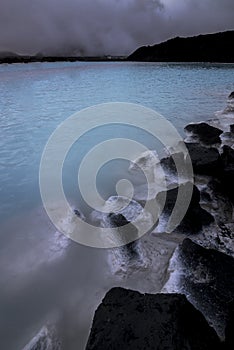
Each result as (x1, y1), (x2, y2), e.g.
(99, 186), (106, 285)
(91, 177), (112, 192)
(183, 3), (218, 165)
(0, 62), (234, 349)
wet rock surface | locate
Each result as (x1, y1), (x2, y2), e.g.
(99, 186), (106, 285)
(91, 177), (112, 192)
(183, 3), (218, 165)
(86, 287), (220, 350)
(185, 122), (223, 145)
(156, 183), (214, 233)
(86, 92), (234, 350)
(185, 142), (221, 175)
(174, 239), (234, 338)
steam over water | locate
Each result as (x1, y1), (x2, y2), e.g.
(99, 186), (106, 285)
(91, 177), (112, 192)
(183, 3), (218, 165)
(0, 62), (234, 349)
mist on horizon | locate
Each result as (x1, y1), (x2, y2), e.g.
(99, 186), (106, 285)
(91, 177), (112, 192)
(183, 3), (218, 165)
(0, 0), (234, 56)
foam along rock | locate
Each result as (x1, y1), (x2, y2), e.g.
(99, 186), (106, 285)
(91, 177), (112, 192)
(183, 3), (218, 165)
(108, 213), (140, 259)
(90, 196), (154, 236)
(86, 287), (220, 350)
(185, 142), (221, 175)
(167, 238), (234, 338)
(185, 122), (223, 145)
(129, 150), (165, 187)
(22, 325), (61, 350)
(156, 182), (214, 234)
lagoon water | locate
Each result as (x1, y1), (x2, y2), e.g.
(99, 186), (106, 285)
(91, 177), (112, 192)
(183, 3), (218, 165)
(0, 62), (234, 349)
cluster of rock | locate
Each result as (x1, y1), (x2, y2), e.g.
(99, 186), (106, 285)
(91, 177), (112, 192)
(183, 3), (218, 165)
(23, 93), (234, 349)
(86, 92), (234, 349)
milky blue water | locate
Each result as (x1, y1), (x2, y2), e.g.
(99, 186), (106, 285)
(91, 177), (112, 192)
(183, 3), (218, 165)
(0, 62), (234, 349)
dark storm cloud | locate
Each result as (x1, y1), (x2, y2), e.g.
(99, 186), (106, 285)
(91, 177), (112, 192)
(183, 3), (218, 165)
(0, 0), (233, 56)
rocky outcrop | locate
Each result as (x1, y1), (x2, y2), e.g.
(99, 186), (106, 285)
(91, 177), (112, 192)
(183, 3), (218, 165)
(184, 122), (223, 145)
(86, 287), (220, 350)
(164, 239), (234, 338)
(185, 142), (221, 175)
(127, 30), (234, 62)
(156, 183), (214, 233)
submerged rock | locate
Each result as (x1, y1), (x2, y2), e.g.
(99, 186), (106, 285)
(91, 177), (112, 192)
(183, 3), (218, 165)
(185, 122), (223, 145)
(165, 238), (234, 338)
(86, 287), (220, 350)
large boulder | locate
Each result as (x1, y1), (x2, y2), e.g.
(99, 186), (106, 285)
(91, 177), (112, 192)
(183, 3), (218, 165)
(185, 122), (223, 145)
(173, 239), (234, 338)
(185, 142), (221, 175)
(156, 183), (214, 233)
(225, 301), (234, 349)
(86, 287), (220, 350)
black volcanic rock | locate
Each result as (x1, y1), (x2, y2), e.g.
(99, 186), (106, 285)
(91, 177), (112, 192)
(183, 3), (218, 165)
(185, 122), (222, 145)
(108, 213), (139, 259)
(127, 31), (234, 62)
(185, 142), (221, 175)
(228, 91), (234, 99)
(219, 146), (234, 202)
(156, 183), (214, 233)
(86, 287), (220, 350)
(177, 238), (234, 338)
(225, 301), (234, 350)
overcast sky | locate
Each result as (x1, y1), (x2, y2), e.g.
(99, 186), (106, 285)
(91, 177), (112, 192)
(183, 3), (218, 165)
(0, 0), (233, 56)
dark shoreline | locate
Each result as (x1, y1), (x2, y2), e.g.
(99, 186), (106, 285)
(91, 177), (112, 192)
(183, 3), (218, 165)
(0, 56), (126, 65)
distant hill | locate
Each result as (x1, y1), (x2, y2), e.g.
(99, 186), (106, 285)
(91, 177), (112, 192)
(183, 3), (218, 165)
(127, 31), (234, 62)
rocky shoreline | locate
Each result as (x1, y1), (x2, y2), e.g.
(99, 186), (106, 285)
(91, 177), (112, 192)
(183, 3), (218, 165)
(85, 92), (234, 350)
(23, 92), (234, 349)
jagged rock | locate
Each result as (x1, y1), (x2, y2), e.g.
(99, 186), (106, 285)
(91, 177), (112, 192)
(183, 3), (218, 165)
(156, 183), (214, 233)
(160, 151), (186, 176)
(228, 91), (234, 99)
(185, 142), (221, 175)
(230, 124), (234, 133)
(22, 325), (61, 350)
(176, 239), (234, 338)
(185, 122), (223, 145)
(108, 213), (139, 258)
(86, 287), (220, 350)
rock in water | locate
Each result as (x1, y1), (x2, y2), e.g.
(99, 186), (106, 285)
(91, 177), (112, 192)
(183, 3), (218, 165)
(86, 287), (220, 350)
(219, 145), (234, 202)
(172, 239), (234, 338)
(185, 142), (221, 175)
(156, 182), (214, 233)
(22, 325), (61, 350)
(185, 122), (223, 145)
(228, 91), (234, 99)
(108, 213), (139, 259)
